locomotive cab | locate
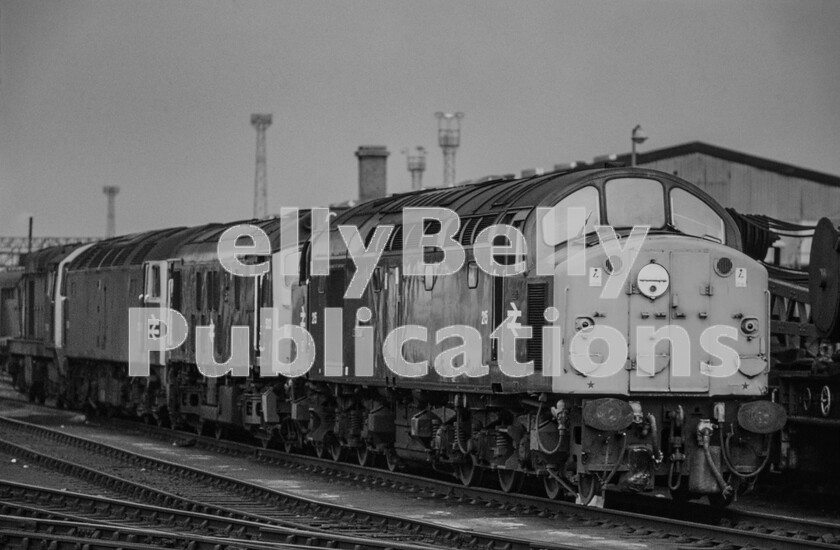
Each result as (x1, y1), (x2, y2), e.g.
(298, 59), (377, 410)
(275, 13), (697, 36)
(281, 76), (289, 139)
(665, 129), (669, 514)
(541, 171), (786, 503)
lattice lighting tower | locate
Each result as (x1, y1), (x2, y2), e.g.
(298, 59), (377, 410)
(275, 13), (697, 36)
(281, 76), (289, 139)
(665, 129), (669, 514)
(251, 114), (272, 219)
(402, 147), (427, 191)
(102, 186), (119, 238)
(435, 112), (463, 187)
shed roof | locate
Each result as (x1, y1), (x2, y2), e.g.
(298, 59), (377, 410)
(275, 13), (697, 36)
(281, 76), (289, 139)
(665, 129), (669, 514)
(611, 141), (840, 188)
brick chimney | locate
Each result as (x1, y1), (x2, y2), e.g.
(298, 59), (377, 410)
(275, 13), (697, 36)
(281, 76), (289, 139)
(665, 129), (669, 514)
(356, 146), (389, 203)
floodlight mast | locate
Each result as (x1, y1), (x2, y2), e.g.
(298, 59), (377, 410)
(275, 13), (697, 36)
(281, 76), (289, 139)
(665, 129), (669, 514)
(436, 112), (464, 186)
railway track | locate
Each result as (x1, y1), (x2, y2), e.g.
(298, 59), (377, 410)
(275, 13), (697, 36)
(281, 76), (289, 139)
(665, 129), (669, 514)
(0, 511), (301, 550)
(0, 480), (440, 550)
(2, 401), (840, 549)
(105, 416), (840, 550)
(0, 413), (582, 550)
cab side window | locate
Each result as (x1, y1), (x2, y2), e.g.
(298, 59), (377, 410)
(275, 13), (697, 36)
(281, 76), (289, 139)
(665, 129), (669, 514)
(541, 186), (601, 246)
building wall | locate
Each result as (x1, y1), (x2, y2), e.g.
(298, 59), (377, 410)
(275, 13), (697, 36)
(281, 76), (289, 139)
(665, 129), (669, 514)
(639, 152), (840, 221)
(638, 152), (840, 267)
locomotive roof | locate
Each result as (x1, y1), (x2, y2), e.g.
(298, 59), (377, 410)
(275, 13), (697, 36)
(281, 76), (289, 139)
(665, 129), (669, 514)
(334, 167), (626, 228)
(21, 243), (90, 273)
(65, 211), (315, 271)
(326, 167), (583, 257)
(0, 269), (23, 287)
(174, 212), (313, 263)
(331, 166), (741, 251)
(67, 226), (191, 270)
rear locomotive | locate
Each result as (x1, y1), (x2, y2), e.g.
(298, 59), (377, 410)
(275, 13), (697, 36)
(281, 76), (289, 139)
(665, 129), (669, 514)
(291, 166), (785, 505)
(4, 243), (93, 403)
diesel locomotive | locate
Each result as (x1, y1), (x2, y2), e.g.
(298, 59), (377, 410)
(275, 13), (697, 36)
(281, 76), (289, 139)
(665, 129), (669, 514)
(1, 166), (786, 506)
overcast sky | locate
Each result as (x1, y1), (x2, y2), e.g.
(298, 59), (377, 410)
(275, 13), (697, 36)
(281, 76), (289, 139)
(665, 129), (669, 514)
(1, 1), (838, 238)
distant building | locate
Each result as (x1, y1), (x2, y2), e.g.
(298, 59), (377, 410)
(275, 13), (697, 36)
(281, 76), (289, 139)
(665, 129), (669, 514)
(619, 142), (840, 221)
(616, 142), (840, 267)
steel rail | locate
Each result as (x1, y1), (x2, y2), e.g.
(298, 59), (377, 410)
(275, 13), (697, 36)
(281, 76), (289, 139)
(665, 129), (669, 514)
(0, 482), (441, 550)
(107, 416), (840, 550)
(4, 399), (840, 550)
(0, 512), (308, 550)
(0, 414), (580, 550)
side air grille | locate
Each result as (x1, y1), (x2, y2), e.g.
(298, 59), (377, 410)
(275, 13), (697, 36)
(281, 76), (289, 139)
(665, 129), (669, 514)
(387, 225), (403, 251)
(526, 282), (547, 371)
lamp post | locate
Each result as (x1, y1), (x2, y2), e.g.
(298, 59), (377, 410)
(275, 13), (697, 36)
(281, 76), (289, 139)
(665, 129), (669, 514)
(631, 125), (648, 166)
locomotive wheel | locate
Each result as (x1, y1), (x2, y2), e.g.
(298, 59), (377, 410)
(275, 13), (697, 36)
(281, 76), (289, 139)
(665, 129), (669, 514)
(196, 419), (211, 437)
(385, 448), (400, 472)
(279, 418), (298, 453)
(543, 475), (564, 500)
(214, 425), (227, 440)
(577, 474), (601, 505)
(456, 455), (483, 486)
(356, 445), (372, 467)
(157, 414), (171, 429)
(498, 469), (523, 493)
(326, 434), (345, 462)
(314, 443), (326, 459)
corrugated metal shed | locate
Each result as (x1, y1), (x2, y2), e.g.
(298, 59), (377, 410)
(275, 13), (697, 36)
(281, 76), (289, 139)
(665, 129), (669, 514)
(613, 142), (840, 221)
(605, 142), (840, 267)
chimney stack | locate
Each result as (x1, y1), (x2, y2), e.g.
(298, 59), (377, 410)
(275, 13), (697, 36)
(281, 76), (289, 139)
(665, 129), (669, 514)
(356, 146), (389, 203)
(103, 186), (120, 238)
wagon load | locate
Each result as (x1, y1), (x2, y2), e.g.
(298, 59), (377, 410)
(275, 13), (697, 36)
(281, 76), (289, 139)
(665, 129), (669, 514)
(809, 218), (840, 339)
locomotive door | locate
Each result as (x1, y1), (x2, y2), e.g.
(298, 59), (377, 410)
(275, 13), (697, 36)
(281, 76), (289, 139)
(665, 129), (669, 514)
(306, 268), (321, 372)
(142, 260), (175, 351)
(629, 254), (672, 392)
(304, 263), (337, 377)
(272, 247), (299, 366)
(667, 251), (710, 392)
(53, 243), (93, 348)
(377, 263), (407, 379)
(628, 252), (711, 393)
